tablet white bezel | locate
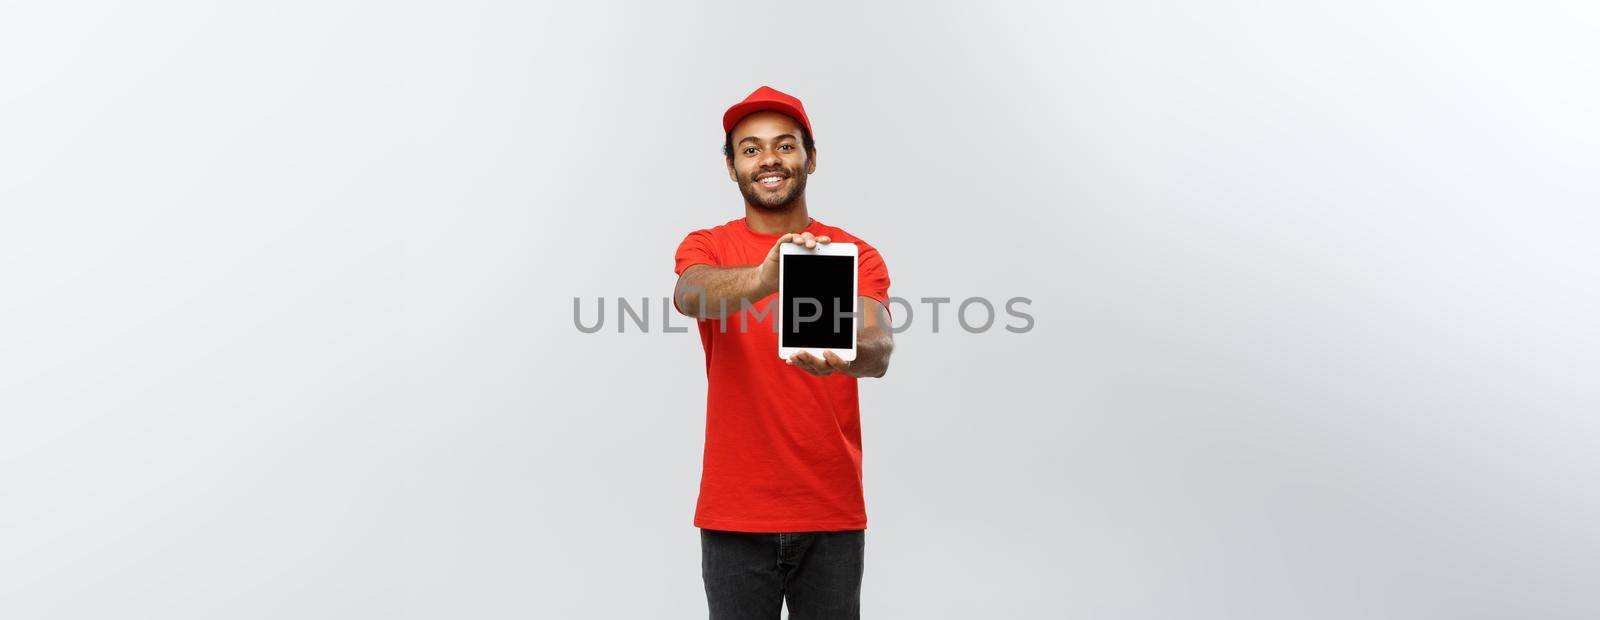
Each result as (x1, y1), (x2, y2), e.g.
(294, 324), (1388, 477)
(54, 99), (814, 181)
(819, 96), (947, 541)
(777, 241), (858, 362)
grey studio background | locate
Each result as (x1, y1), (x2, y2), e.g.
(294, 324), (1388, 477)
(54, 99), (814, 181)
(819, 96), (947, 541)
(2, 1), (1597, 618)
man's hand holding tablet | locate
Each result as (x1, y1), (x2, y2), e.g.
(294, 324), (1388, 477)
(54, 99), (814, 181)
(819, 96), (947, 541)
(757, 230), (831, 292)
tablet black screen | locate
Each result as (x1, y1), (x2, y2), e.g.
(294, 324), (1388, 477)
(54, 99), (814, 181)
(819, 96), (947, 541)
(781, 254), (854, 349)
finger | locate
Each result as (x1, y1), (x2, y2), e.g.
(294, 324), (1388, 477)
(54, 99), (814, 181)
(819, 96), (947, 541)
(794, 353), (830, 375)
(823, 350), (849, 369)
(815, 235), (830, 245)
(799, 358), (831, 376)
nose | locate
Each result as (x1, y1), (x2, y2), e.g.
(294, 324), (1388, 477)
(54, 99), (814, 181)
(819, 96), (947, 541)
(757, 146), (783, 169)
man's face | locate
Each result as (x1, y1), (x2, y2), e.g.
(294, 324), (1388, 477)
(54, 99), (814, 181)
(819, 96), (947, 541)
(726, 111), (815, 210)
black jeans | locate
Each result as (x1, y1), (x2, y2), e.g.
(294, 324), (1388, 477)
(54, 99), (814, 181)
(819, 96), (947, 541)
(700, 528), (865, 619)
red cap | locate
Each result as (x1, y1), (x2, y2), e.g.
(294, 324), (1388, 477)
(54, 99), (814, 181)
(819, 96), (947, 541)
(722, 85), (813, 138)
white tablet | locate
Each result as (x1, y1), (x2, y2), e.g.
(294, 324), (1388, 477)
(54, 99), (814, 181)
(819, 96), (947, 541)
(778, 242), (858, 362)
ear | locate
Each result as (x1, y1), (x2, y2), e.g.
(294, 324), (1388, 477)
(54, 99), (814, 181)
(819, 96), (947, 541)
(805, 148), (817, 175)
(726, 157), (738, 182)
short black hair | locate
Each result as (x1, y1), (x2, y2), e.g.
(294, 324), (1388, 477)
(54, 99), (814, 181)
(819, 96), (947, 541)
(723, 124), (816, 160)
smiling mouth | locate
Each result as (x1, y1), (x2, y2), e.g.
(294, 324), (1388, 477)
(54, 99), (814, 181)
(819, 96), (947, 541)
(755, 172), (787, 189)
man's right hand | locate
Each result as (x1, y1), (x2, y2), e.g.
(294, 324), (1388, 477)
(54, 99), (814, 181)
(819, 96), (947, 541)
(759, 231), (831, 291)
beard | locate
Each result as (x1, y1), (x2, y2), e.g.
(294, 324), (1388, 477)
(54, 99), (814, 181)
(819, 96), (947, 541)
(738, 167), (808, 211)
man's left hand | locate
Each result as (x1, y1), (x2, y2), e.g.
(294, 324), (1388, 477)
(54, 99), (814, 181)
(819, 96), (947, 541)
(787, 350), (856, 377)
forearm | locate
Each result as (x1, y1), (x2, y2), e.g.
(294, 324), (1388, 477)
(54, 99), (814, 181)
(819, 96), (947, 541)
(850, 333), (892, 378)
(848, 299), (894, 378)
(674, 264), (774, 320)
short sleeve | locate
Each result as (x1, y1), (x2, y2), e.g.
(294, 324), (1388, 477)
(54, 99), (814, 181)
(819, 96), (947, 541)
(857, 242), (891, 317)
(674, 229), (719, 276)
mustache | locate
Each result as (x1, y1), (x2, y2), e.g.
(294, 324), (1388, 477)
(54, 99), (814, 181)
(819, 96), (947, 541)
(747, 167), (792, 181)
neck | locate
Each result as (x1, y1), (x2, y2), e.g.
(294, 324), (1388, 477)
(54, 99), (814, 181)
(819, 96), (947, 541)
(743, 198), (811, 235)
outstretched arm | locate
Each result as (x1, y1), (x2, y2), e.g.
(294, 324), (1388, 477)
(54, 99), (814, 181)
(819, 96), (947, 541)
(674, 232), (831, 320)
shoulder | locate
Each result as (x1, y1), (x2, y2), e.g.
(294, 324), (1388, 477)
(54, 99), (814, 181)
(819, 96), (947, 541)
(676, 219), (747, 253)
(674, 219), (747, 274)
(681, 218), (743, 241)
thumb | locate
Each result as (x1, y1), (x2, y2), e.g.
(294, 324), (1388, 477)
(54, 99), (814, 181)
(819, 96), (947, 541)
(768, 234), (795, 258)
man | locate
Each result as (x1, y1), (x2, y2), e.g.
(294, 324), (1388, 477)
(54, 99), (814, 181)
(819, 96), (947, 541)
(673, 85), (894, 619)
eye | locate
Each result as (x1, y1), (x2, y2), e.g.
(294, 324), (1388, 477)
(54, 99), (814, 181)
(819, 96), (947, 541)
(744, 147), (757, 155)
(778, 144), (793, 151)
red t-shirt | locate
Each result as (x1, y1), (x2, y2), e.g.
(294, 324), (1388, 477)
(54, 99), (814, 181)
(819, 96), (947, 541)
(674, 217), (891, 532)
